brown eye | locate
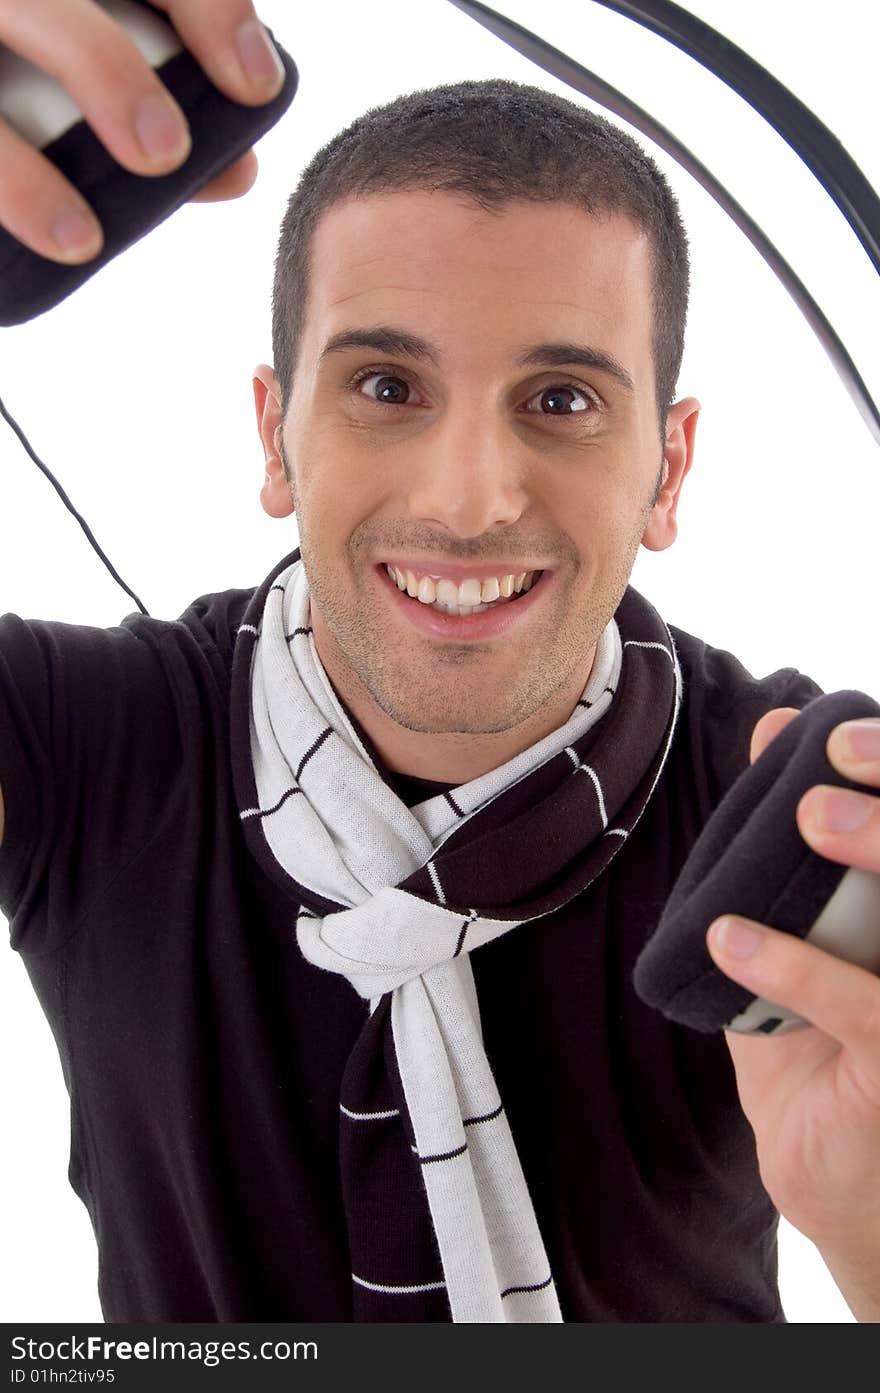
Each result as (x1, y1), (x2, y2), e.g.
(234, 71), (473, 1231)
(525, 385), (592, 414)
(358, 373), (412, 404)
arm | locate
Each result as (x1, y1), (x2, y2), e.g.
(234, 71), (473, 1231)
(707, 709), (880, 1321)
(0, 1), (283, 847)
(819, 1248), (880, 1324)
(0, 0), (285, 262)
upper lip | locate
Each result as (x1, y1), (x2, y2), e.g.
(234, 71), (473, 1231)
(379, 559), (549, 582)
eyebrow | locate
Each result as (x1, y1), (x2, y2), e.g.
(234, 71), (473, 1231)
(320, 326), (442, 367)
(516, 342), (635, 395)
(319, 325), (635, 394)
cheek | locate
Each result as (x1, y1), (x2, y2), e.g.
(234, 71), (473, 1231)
(300, 414), (412, 513)
(545, 463), (632, 528)
(293, 448), (378, 561)
(561, 481), (652, 576)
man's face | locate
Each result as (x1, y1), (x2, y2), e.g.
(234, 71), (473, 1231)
(255, 191), (697, 778)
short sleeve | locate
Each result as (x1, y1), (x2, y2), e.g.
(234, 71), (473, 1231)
(671, 625), (826, 816)
(0, 612), (185, 955)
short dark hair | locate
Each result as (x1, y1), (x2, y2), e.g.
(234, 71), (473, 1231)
(272, 78), (690, 442)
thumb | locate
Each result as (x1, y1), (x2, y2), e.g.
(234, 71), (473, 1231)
(749, 707), (801, 765)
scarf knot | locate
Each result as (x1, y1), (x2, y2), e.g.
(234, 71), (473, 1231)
(297, 889), (530, 997)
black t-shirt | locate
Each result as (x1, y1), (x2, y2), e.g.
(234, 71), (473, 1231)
(0, 553), (823, 1321)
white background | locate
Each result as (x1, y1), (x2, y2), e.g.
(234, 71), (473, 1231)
(1, 0), (878, 1322)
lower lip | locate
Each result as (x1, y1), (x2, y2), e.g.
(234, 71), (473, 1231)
(376, 566), (551, 640)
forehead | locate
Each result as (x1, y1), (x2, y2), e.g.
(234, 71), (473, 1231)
(302, 190), (655, 372)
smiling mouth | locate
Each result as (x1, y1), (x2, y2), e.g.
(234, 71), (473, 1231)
(381, 564), (545, 616)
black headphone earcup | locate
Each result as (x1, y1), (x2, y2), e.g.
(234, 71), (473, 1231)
(0, 9), (298, 325)
(633, 689), (880, 1034)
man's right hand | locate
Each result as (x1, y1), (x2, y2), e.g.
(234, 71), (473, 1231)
(0, 0), (285, 264)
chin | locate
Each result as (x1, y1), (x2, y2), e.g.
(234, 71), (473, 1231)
(360, 670), (535, 738)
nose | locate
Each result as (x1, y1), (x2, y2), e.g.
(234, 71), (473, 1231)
(405, 401), (529, 538)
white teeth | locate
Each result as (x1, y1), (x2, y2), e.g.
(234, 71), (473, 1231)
(433, 600), (492, 616)
(458, 578), (483, 606)
(384, 564), (540, 614)
(436, 578), (460, 605)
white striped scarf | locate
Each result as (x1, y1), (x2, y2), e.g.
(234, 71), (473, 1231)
(240, 555), (681, 1321)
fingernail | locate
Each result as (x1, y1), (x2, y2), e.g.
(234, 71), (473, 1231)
(235, 19), (284, 91)
(837, 719), (880, 764)
(135, 94), (190, 160)
(711, 916), (762, 959)
(813, 787), (873, 833)
(52, 207), (102, 260)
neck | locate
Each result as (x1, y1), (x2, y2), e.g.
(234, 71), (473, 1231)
(347, 697), (595, 785)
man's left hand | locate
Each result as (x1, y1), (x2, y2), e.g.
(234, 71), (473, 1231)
(706, 708), (880, 1320)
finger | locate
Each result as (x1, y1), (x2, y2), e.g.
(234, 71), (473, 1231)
(0, 114), (103, 262)
(188, 148), (258, 203)
(749, 706), (800, 764)
(796, 783), (880, 874)
(826, 718), (880, 788)
(1, 0), (192, 177)
(156, 1), (285, 106)
(707, 916), (880, 1094)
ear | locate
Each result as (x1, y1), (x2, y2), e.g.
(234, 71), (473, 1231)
(641, 396), (700, 552)
(252, 363), (295, 519)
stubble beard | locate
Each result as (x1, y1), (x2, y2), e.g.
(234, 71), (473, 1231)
(298, 526), (645, 740)
(288, 449), (660, 739)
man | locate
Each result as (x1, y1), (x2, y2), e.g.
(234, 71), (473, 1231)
(1, 3), (879, 1324)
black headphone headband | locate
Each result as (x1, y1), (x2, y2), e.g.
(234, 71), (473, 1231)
(448, 0), (880, 448)
(2, 2), (877, 617)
